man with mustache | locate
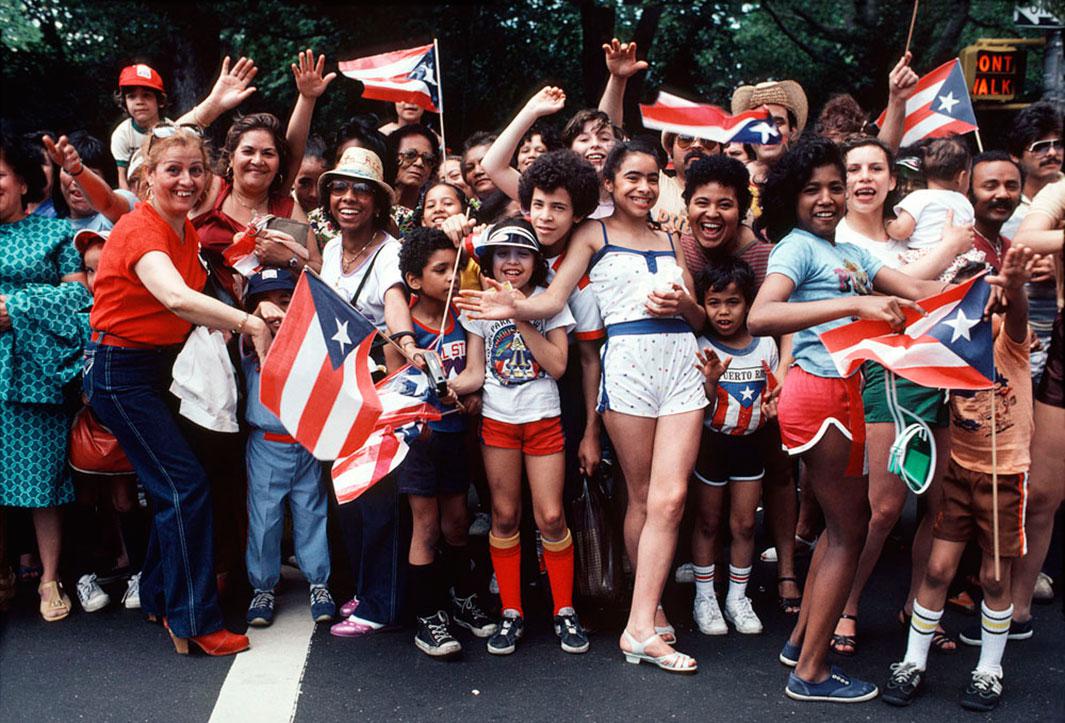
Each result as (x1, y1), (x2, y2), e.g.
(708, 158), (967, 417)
(1003, 102), (1063, 240)
(653, 130), (722, 235)
(969, 151), (1022, 273)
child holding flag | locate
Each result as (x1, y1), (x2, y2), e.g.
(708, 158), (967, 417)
(882, 248), (1038, 712)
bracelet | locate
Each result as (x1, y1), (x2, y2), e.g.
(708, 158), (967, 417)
(390, 330), (416, 343)
(68, 164), (84, 177)
(288, 255), (300, 269)
(234, 311), (249, 334)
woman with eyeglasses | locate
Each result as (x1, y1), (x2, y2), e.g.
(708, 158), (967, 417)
(191, 50), (334, 302)
(85, 125), (271, 655)
(315, 145), (424, 637)
(385, 124), (440, 237)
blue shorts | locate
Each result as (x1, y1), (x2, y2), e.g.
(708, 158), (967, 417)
(694, 427), (766, 486)
(396, 429), (470, 497)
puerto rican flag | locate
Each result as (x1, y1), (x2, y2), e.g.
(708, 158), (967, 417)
(874, 59), (978, 147)
(339, 43), (440, 113)
(820, 274), (994, 390)
(709, 376), (768, 435)
(331, 365), (442, 504)
(639, 91), (782, 145)
(223, 223), (264, 277)
(259, 271), (382, 460)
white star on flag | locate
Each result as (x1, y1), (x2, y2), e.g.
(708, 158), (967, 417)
(331, 318), (352, 354)
(942, 308), (979, 343)
(750, 121), (776, 144)
(740, 386), (755, 401)
(937, 91), (959, 114)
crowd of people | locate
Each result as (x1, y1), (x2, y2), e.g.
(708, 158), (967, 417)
(1, 36), (1062, 711)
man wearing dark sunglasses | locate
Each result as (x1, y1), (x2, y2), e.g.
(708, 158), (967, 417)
(1004, 101), (1063, 240)
(653, 131), (722, 234)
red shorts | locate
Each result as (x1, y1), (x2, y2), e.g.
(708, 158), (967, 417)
(777, 366), (866, 477)
(480, 416), (564, 456)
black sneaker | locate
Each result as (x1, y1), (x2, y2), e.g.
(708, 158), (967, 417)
(553, 607), (590, 654)
(414, 611), (462, 658)
(960, 669), (1003, 712)
(882, 661), (924, 707)
(246, 589), (275, 627)
(486, 611), (524, 655)
(959, 618), (1032, 646)
(451, 591), (498, 638)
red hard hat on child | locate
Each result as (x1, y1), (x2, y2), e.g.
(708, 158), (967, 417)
(118, 64), (165, 93)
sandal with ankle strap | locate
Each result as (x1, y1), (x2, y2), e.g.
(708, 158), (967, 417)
(777, 576), (802, 615)
(830, 613), (857, 656)
(654, 604), (676, 644)
(38, 580), (71, 622)
(621, 630), (697, 673)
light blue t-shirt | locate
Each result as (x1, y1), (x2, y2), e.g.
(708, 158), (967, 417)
(67, 190), (138, 233)
(765, 228), (883, 378)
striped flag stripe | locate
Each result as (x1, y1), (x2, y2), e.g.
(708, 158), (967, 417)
(338, 43), (433, 77)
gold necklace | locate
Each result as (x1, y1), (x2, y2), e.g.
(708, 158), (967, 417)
(341, 231), (379, 273)
(231, 189), (268, 216)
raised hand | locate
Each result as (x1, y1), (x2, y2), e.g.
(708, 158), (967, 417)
(440, 213), (476, 248)
(602, 38), (648, 79)
(41, 135), (81, 174)
(888, 52), (919, 104)
(523, 86), (566, 118)
(456, 278), (519, 320)
(291, 49), (336, 100)
(988, 245), (1037, 295)
(207, 56), (259, 114)
(693, 347), (731, 386)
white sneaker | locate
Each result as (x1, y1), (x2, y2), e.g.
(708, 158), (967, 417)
(77, 573), (111, 612)
(724, 596), (764, 634)
(674, 562), (695, 584)
(760, 546), (778, 563)
(121, 572), (141, 609)
(1033, 572), (1054, 602)
(693, 593), (727, 635)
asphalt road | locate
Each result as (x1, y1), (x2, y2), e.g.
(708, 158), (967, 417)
(2, 522), (1064, 722)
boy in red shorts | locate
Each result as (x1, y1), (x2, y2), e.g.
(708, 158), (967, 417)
(882, 248), (1038, 712)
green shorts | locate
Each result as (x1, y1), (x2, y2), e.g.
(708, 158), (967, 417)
(861, 362), (948, 427)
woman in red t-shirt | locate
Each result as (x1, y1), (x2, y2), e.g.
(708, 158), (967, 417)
(87, 127), (271, 656)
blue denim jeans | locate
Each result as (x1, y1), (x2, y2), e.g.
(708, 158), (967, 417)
(84, 341), (223, 638)
(245, 430), (330, 590)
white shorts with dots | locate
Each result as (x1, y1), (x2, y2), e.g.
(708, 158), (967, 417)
(597, 330), (708, 418)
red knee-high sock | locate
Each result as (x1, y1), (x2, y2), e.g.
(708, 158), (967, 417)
(542, 529), (574, 615)
(488, 530), (522, 616)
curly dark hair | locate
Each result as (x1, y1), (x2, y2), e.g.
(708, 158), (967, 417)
(682, 155), (752, 218)
(695, 256), (756, 304)
(478, 217), (549, 289)
(518, 149), (600, 220)
(560, 109), (622, 148)
(112, 87), (167, 113)
(52, 130), (111, 218)
(330, 115), (386, 165)
(602, 138), (662, 182)
(1, 124), (48, 209)
(815, 94), (870, 140)
(399, 225), (456, 287)
(759, 136), (845, 243)
(385, 123), (441, 186)
(512, 120), (563, 167)
(220, 113), (289, 193)
(1006, 101), (1063, 158)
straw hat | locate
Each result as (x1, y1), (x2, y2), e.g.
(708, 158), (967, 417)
(318, 147), (394, 202)
(731, 80), (809, 134)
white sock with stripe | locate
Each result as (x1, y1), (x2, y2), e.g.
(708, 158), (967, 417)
(726, 564), (751, 603)
(693, 564), (715, 599)
(902, 600), (942, 670)
(976, 602), (1012, 676)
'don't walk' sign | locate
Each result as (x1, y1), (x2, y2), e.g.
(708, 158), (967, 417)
(960, 43), (1027, 102)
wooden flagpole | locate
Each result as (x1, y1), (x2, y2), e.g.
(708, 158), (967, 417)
(974, 128), (985, 153)
(990, 386), (1001, 581)
(904, 0), (920, 56)
(433, 37), (448, 157)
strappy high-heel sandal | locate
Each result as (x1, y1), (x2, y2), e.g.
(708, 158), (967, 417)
(777, 576), (802, 615)
(830, 613), (857, 656)
(38, 581), (71, 622)
(654, 604), (676, 644)
(621, 630), (697, 673)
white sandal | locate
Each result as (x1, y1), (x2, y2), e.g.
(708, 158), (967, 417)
(621, 630), (697, 673)
(654, 604), (677, 644)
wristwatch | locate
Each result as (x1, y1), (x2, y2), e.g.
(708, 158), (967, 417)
(288, 255), (300, 269)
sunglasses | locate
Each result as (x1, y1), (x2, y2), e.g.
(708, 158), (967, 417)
(147, 123), (204, 153)
(675, 135), (718, 151)
(328, 179), (375, 197)
(397, 149), (437, 167)
(1027, 139), (1062, 155)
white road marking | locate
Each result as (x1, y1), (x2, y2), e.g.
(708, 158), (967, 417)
(209, 567), (316, 723)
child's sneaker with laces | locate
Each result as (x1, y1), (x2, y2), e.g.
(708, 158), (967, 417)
(76, 573), (110, 612)
(881, 661), (924, 706)
(486, 610), (524, 655)
(960, 669), (1003, 712)
(246, 589), (275, 627)
(553, 607), (589, 654)
(451, 591), (497, 637)
(309, 584), (336, 623)
(694, 594), (727, 635)
(415, 610), (462, 658)
(724, 596), (764, 634)
(121, 572), (141, 609)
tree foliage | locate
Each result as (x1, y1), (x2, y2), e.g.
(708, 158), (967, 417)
(0, 0), (1039, 156)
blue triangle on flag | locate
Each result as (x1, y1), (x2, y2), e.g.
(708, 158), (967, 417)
(306, 272), (378, 370)
(936, 62), (978, 126)
(926, 277), (995, 383)
(719, 379), (764, 408)
(409, 47), (439, 108)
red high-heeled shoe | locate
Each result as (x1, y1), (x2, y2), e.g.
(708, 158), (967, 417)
(163, 618), (250, 656)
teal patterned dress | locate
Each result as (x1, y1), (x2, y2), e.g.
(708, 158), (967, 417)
(0, 215), (91, 507)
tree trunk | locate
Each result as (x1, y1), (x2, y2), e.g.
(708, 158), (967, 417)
(158, 3), (221, 117)
(576, 0), (615, 107)
(624, 4), (663, 128)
